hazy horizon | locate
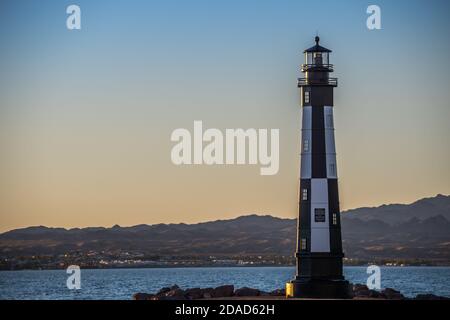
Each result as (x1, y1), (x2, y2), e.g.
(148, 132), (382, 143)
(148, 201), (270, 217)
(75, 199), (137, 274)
(1, 0), (450, 232)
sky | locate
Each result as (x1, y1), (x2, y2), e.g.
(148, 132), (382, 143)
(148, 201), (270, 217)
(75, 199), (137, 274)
(0, 0), (450, 232)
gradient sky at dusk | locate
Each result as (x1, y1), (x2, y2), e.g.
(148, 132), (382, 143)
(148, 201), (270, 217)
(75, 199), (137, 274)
(1, 0), (450, 231)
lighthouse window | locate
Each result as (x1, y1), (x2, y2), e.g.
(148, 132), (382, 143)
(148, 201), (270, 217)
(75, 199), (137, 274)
(303, 139), (309, 152)
(333, 213), (337, 225)
(314, 208), (326, 222)
(301, 238), (307, 250)
(302, 189), (308, 200)
(313, 52), (322, 65)
(304, 91), (310, 104)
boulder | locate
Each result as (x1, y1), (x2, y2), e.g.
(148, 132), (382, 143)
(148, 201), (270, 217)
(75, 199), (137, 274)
(154, 295), (182, 300)
(368, 290), (382, 298)
(133, 283), (437, 301)
(202, 288), (215, 299)
(352, 284), (370, 297)
(165, 287), (185, 299)
(354, 290), (370, 297)
(214, 285), (234, 298)
(132, 292), (154, 300)
(352, 284), (385, 299)
(352, 284), (369, 292)
(234, 287), (260, 297)
(185, 288), (203, 300)
(156, 287), (171, 295)
(381, 288), (404, 300)
(270, 288), (285, 296)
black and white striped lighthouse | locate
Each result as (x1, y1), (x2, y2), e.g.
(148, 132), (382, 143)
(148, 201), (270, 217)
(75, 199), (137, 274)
(287, 36), (350, 298)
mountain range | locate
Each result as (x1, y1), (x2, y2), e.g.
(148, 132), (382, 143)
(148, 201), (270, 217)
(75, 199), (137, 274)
(1, 194), (449, 264)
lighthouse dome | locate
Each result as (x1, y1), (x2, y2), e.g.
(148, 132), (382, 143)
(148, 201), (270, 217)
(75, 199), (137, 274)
(303, 36), (332, 53)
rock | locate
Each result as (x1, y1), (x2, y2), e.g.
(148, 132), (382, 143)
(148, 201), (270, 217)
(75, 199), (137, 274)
(354, 290), (370, 297)
(352, 284), (370, 297)
(132, 292), (154, 300)
(214, 285), (234, 298)
(135, 283), (418, 301)
(351, 284), (387, 299)
(156, 287), (171, 295)
(270, 288), (285, 296)
(368, 290), (382, 298)
(350, 284), (410, 300)
(185, 288), (203, 300)
(165, 288), (185, 298)
(415, 294), (450, 300)
(154, 295), (182, 300)
(352, 284), (369, 292)
(234, 287), (260, 297)
(202, 288), (215, 299)
(381, 288), (404, 300)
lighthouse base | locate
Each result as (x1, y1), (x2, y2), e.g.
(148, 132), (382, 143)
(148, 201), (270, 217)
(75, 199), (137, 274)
(286, 278), (351, 299)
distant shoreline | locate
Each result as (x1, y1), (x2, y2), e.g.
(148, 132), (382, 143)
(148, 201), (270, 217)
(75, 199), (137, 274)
(2, 264), (450, 272)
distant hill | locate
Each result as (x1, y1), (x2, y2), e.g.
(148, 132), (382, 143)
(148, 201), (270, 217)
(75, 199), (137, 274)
(0, 215), (295, 256)
(342, 194), (450, 225)
(0, 194), (449, 263)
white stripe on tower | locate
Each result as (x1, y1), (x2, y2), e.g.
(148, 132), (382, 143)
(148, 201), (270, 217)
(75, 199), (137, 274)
(310, 178), (330, 252)
(300, 106), (312, 179)
(324, 106), (337, 179)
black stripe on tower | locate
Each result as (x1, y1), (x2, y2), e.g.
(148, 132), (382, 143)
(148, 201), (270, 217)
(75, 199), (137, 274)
(328, 179), (343, 254)
(309, 87), (334, 106)
(311, 106), (326, 178)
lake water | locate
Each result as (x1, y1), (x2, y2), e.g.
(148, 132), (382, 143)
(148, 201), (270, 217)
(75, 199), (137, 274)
(0, 266), (449, 300)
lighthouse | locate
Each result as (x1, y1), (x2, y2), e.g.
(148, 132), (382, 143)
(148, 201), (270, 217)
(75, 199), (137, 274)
(286, 36), (350, 298)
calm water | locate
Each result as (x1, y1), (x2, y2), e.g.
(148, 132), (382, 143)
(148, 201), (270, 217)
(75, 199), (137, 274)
(0, 266), (449, 300)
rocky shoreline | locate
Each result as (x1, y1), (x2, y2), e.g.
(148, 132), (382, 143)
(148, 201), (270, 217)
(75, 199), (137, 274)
(133, 283), (449, 300)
